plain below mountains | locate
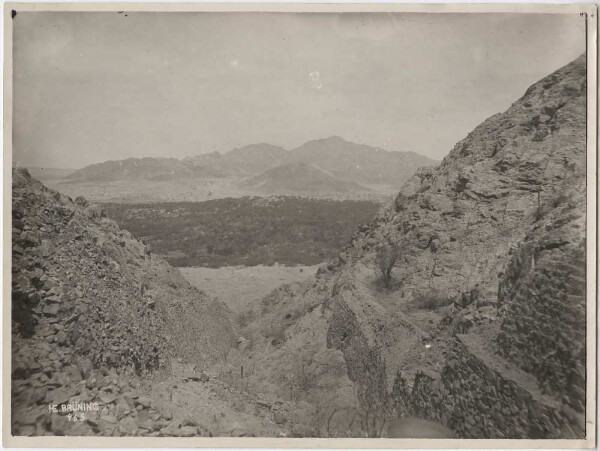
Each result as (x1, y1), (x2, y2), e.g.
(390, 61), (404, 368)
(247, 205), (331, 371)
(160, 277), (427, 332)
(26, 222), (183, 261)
(61, 137), (437, 195)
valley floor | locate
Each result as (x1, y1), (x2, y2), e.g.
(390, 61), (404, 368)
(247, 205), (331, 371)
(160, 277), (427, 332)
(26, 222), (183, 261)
(179, 264), (321, 313)
(45, 178), (392, 203)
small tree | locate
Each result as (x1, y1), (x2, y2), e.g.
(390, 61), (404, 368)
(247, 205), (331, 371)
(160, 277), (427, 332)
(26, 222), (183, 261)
(376, 241), (401, 288)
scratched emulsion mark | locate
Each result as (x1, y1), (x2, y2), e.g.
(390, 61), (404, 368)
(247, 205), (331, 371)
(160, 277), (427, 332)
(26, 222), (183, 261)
(308, 71), (323, 89)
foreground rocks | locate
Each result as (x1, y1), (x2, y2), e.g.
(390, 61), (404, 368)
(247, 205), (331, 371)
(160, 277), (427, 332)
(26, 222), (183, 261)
(12, 348), (182, 437)
(11, 168), (238, 436)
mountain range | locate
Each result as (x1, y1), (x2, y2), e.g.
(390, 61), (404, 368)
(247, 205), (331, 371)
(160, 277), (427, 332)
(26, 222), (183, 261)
(182, 143), (289, 177)
(64, 137), (437, 193)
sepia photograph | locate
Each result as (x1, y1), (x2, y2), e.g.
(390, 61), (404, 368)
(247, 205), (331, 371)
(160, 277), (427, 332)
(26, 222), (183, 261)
(3, 3), (597, 448)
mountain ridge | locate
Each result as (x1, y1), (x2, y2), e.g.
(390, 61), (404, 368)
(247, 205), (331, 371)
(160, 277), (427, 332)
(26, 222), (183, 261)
(287, 136), (435, 186)
(62, 138), (438, 193)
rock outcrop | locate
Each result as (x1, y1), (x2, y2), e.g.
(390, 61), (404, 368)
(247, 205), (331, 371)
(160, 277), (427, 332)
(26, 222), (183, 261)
(349, 54), (586, 303)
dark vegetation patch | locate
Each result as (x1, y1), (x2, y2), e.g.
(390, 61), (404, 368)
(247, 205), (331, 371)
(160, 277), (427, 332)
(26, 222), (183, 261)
(103, 196), (379, 267)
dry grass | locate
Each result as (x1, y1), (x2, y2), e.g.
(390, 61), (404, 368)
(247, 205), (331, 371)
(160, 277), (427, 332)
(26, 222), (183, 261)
(279, 358), (320, 401)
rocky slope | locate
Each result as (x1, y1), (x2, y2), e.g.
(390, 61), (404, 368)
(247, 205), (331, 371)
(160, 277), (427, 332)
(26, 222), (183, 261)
(242, 54), (588, 438)
(373, 54), (586, 297)
(495, 183), (586, 412)
(10, 168), (255, 436)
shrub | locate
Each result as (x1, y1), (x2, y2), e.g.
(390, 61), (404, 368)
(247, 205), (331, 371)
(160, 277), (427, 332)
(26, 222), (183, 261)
(74, 196), (89, 208)
(413, 289), (453, 310)
(294, 361), (319, 394)
(280, 358), (320, 401)
(375, 242), (401, 288)
(237, 309), (256, 328)
(261, 321), (286, 345)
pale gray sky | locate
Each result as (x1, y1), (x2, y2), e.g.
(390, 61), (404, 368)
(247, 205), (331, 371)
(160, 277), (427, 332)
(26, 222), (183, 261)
(13, 12), (585, 169)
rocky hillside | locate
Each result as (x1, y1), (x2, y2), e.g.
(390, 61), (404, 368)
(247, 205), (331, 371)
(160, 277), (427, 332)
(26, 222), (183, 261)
(11, 168), (239, 435)
(347, 54), (587, 437)
(239, 162), (370, 194)
(241, 54), (588, 438)
(356, 53), (587, 306)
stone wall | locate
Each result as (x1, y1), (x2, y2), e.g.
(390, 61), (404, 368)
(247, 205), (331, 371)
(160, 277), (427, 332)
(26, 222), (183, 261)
(496, 191), (586, 414)
(326, 295), (388, 417)
(389, 336), (584, 439)
(326, 286), (585, 439)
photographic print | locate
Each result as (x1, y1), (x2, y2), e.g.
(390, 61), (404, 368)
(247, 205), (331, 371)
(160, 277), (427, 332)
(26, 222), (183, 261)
(4, 3), (597, 447)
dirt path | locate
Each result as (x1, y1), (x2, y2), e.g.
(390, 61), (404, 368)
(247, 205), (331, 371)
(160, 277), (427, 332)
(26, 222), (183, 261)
(344, 263), (451, 385)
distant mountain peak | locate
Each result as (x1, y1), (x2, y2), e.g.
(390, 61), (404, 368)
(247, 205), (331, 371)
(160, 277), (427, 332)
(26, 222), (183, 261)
(287, 137), (438, 187)
(229, 143), (287, 153)
(63, 136), (437, 189)
(322, 135), (347, 142)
